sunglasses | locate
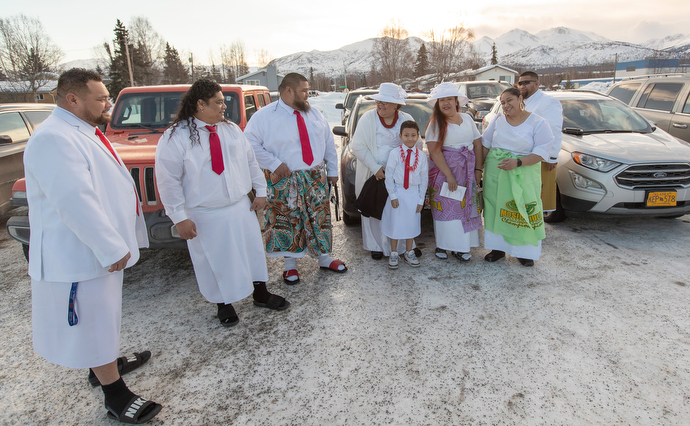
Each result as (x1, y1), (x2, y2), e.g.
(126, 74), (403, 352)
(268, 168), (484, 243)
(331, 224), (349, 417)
(518, 80), (536, 86)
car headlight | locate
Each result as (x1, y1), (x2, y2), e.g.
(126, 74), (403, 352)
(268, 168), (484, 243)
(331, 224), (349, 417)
(571, 152), (621, 172)
(568, 170), (604, 190)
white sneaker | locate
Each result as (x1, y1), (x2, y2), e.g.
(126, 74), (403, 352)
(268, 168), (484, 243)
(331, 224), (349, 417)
(404, 250), (420, 267)
(389, 252), (399, 269)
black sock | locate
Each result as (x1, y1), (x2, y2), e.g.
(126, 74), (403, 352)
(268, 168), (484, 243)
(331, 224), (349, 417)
(252, 282), (270, 303)
(102, 377), (136, 415)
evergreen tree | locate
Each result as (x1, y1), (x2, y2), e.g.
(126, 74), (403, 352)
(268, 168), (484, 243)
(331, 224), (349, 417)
(309, 67), (315, 87)
(414, 43), (430, 78)
(162, 43), (189, 84)
(491, 43), (498, 65)
(107, 20), (131, 98)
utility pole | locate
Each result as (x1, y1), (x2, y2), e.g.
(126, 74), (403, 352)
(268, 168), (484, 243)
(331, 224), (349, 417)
(613, 53), (618, 84)
(189, 53), (194, 82)
(124, 37), (134, 87)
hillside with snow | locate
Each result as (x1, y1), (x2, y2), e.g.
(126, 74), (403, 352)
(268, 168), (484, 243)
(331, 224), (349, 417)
(272, 26), (690, 75)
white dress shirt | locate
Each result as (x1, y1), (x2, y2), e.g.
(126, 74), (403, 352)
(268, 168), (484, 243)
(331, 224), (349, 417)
(384, 145), (429, 204)
(524, 89), (563, 163)
(482, 113), (553, 161)
(155, 118), (266, 225)
(244, 99), (338, 177)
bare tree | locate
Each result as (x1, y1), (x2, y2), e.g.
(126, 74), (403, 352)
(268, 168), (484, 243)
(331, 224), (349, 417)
(0, 15), (63, 102)
(372, 19), (413, 83)
(255, 49), (273, 69)
(424, 25), (475, 82)
(220, 41), (249, 82)
(128, 16), (164, 84)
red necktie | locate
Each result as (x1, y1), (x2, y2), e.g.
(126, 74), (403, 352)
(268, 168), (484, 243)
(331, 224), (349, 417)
(95, 128), (139, 216)
(95, 128), (121, 165)
(294, 110), (314, 166)
(205, 125), (224, 175)
(403, 148), (412, 189)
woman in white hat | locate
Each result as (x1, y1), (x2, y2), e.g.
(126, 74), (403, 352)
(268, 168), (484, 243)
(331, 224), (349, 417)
(350, 83), (421, 260)
(426, 82), (484, 260)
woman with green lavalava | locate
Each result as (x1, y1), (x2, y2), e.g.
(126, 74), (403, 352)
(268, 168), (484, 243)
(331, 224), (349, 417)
(481, 87), (554, 267)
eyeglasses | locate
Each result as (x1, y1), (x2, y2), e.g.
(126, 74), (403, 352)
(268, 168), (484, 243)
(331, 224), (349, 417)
(518, 80), (536, 86)
(375, 101), (390, 106)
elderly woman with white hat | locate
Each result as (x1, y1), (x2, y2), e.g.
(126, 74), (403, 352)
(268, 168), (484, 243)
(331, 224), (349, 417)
(350, 83), (421, 260)
(426, 82), (484, 260)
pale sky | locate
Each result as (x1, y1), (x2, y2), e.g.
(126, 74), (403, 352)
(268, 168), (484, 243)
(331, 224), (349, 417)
(4, 0), (689, 65)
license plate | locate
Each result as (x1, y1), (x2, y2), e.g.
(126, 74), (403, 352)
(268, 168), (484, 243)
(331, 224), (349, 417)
(646, 191), (677, 207)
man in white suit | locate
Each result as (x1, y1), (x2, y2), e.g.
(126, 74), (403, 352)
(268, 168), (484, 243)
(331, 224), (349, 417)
(518, 71), (563, 213)
(23, 68), (162, 423)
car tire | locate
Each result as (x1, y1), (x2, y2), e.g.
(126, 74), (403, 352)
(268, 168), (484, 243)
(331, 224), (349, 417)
(342, 211), (359, 226)
(22, 244), (29, 262)
(543, 187), (567, 223)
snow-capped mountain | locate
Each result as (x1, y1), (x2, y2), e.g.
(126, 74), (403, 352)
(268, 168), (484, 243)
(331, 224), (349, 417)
(273, 37), (424, 77)
(272, 26), (689, 76)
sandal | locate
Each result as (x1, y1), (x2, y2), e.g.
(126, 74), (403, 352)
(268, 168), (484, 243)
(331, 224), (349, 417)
(282, 269), (300, 284)
(518, 258), (535, 267)
(253, 294), (290, 311)
(320, 259), (348, 273)
(434, 248), (448, 259)
(88, 351), (152, 387)
(451, 252), (472, 262)
(106, 395), (162, 424)
(217, 303), (239, 327)
(484, 250), (506, 262)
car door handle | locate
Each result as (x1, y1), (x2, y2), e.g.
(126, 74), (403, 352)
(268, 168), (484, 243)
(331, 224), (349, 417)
(672, 123), (688, 128)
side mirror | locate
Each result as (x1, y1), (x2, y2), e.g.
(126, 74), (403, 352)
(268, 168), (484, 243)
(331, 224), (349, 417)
(332, 126), (347, 137)
(335, 103), (344, 110)
(0, 135), (12, 144)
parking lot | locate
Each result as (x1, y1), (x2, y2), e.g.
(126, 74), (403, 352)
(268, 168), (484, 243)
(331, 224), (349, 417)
(1, 205), (690, 425)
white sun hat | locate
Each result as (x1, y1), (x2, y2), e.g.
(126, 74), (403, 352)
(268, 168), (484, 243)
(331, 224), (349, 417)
(370, 83), (408, 105)
(427, 82), (469, 108)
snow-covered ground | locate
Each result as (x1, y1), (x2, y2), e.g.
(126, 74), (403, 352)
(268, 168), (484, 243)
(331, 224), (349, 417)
(1, 95), (690, 425)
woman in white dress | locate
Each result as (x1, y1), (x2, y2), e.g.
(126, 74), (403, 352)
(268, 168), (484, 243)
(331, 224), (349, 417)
(426, 82), (484, 261)
(481, 87), (554, 266)
(350, 83), (420, 260)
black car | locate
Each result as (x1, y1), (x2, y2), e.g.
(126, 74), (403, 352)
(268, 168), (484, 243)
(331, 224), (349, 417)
(335, 89), (378, 125)
(456, 80), (512, 123)
(332, 96), (433, 224)
(0, 103), (55, 215)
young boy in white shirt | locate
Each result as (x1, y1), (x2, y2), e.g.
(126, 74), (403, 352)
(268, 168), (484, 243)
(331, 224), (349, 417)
(381, 120), (428, 268)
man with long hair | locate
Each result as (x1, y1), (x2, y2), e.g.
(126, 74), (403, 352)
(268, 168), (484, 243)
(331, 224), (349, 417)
(245, 73), (347, 284)
(24, 68), (162, 423)
(155, 79), (290, 327)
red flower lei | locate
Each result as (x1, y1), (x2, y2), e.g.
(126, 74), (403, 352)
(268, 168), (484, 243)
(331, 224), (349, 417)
(378, 110), (399, 129)
(399, 146), (420, 172)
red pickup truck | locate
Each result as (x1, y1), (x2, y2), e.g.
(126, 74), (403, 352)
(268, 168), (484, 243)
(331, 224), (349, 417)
(6, 84), (271, 259)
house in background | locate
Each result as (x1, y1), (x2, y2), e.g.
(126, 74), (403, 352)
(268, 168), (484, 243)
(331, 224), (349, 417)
(0, 80), (58, 104)
(236, 64), (283, 91)
(453, 64), (519, 84)
(614, 58), (690, 79)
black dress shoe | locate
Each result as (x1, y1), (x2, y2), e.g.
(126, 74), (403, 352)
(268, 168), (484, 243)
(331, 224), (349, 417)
(518, 258), (534, 267)
(413, 247), (422, 258)
(484, 250), (505, 262)
(371, 251), (383, 260)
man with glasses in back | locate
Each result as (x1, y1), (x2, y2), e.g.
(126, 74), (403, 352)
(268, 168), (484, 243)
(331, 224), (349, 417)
(518, 71), (563, 213)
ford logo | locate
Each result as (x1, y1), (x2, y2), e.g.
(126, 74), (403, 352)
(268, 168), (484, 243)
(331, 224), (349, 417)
(653, 172), (668, 178)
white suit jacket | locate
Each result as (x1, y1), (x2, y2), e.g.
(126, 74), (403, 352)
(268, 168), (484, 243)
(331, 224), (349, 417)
(23, 107), (148, 283)
(524, 90), (563, 163)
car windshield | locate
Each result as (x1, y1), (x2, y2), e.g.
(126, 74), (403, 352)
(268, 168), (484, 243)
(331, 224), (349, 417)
(561, 99), (651, 133)
(110, 91), (242, 128)
(467, 83), (504, 99)
(345, 91), (377, 110)
(353, 101), (434, 138)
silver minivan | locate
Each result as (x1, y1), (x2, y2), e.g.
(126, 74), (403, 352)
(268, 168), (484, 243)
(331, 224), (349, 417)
(606, 74), (690, 143)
